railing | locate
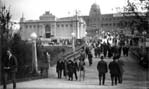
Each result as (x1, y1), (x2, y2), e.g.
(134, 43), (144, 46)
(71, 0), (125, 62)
(63, 43), (86, 60)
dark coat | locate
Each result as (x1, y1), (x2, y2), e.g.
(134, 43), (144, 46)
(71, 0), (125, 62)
(67, 60), (74, 73)
(117, 60), (124, 74)
(88, 53), (93, 60)
(56, 60), (64, 72)
(73, 62), (79, 72)
(2, 55), (18, 72)
(109, 61), (121, 75)
(97, 60), (108, 74)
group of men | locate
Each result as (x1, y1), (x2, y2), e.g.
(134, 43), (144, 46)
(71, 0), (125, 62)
(97, 56), (124, 86)
(56, 56), (85, 81)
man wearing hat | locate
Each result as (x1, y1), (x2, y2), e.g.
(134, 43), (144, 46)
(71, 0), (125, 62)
(97, 56), (108, 85)
(109, 56), (121, 86)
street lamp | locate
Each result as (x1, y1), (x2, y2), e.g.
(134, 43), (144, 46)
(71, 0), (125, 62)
(85, 32), (87, 37)
(71, 32), (75, 52)
(30, 32), (38, 73)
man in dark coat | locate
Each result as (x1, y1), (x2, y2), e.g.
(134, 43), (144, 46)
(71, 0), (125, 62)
(109, 57), (121, 86)
(117, 58), (124, 84)
(94, 47), (98, 58)
(97, 46), (101, 58)
(103, 42), (108, 58)
(67, 60), (74, 80)
(108, 45), (113, 58)
(56, 59), (64, 79)
(63, 59), (68, 79)
(97, 56), (108, 85)
(73, 58), (79, 80)
(123, 45), (129, 56)
(88, 52), (93, 66)
(2, 49), (18, 89)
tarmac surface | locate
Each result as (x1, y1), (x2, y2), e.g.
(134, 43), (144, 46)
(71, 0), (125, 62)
(0, 52), (149, 89)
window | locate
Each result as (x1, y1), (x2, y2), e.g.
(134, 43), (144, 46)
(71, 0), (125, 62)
(37, 25), (40, 28)
(34, 25), (36, 28)
(61, 24), (64, 27)
(66, 24), (68, 27)
(57, 24), (59, 27)
(113, 23), (115, 26)
(70, 24), (72, 27)
(30, 25), (32, 28)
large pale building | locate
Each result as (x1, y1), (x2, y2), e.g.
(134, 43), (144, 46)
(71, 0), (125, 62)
(20, 3), (146, 40)
(20, 11), (86, 40)
(81, 3), (146, 37)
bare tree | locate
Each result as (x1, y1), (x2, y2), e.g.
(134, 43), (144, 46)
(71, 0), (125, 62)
(0, 5), (12, 83)
(118, 0), (149, 34)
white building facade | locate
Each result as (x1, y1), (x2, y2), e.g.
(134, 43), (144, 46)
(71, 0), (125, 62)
(20, 11), (87, 40)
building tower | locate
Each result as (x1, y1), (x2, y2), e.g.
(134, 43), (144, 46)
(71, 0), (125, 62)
(88, 3), (102, 37)
(20, 13), (25, 22)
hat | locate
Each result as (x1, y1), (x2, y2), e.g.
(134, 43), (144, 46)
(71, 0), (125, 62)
(113, 56), (117, 60)
(100, 56), (104, 59)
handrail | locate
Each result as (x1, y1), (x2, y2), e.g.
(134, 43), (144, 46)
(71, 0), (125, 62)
(63, 43), (86, 60)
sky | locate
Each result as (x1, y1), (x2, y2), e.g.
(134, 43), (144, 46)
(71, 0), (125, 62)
(1, 0), (127, 21)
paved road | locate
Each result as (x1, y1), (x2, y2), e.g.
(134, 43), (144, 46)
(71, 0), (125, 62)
(0, 53), (149, 89)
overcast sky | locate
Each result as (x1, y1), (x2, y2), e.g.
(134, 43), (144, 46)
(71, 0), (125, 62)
(2, 0), (127, 21)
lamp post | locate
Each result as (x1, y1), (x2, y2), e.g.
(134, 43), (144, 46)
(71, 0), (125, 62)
(71, 32), (75, 52)
(30, 32), (38, 73)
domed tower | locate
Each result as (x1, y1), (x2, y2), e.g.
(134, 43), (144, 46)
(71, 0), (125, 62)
(89, 3), (101, 16)
(88, 3), (102, 37)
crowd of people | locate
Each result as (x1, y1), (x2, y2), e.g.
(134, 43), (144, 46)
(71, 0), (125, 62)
(56, 49), (86, 81)
(56, 32), (130, 86)
(91, 33), (129, 86)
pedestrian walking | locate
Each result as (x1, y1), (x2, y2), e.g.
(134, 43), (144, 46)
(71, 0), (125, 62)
(97, 45), (102, 58)
(67, 60), (74, 80)
(97, 56), (108, 85)
(94, 47), (98, 58)
(123, 45), (129, 56)
(2, 49), (18, 89)
(78, 59), (85, 81)
(117, 58), (124, 84)
(56, 59), (64, 79)
(88, 52), (93, 66)
(72, 58), (79, 80)
(109, 57), (121, 86)
(63, 59), (68, 79)
(108, 45), (113, 58)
